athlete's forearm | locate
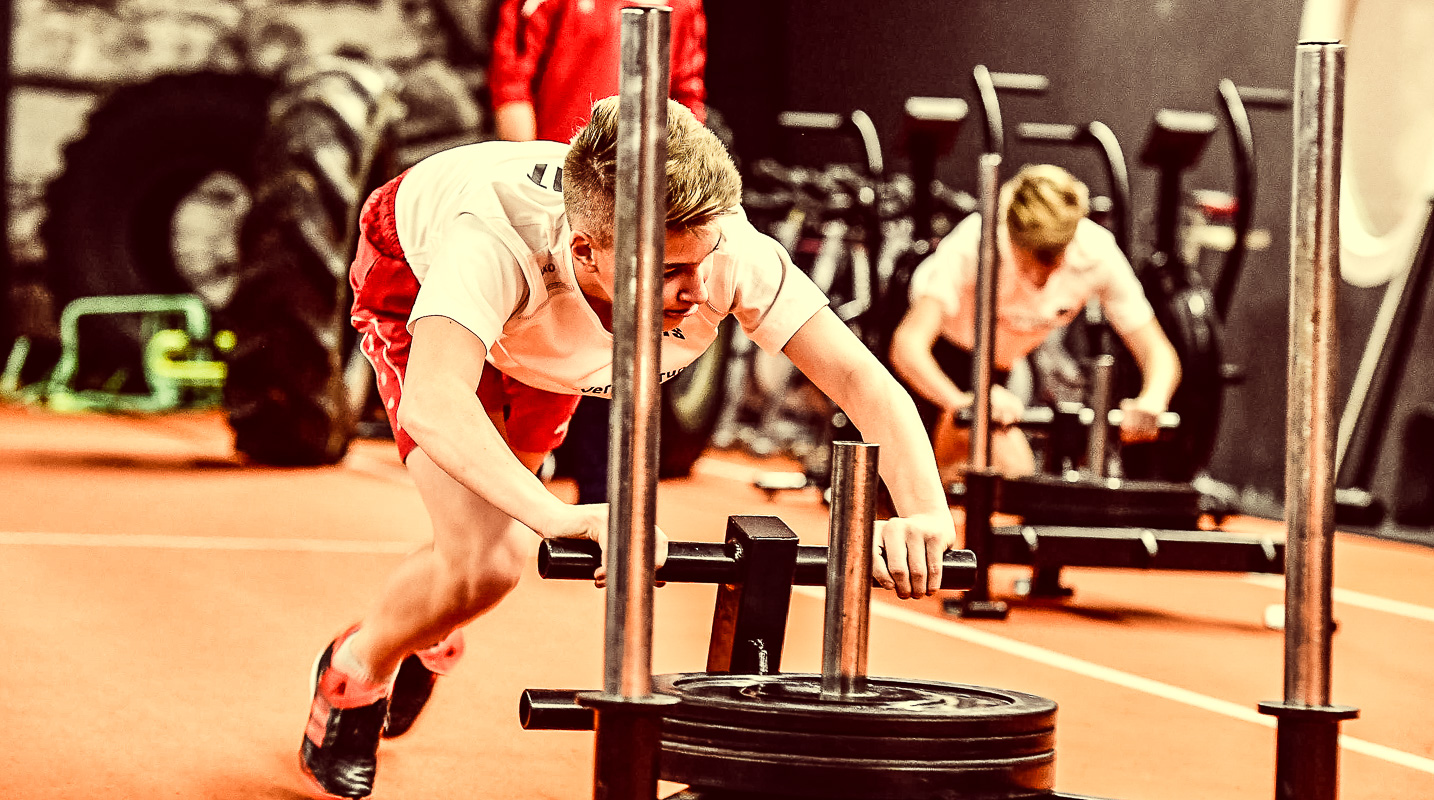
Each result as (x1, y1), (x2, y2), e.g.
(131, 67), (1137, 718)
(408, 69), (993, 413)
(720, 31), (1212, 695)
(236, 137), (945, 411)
(400, 378), (566, 533)
(838, 364), (953, 518)
(890, 335), (969, 413)
(1124, 321), (1182, 408)
(788, 310), (951, 518)
(1136, 352), (1180, 408)
(889, 304), (970, 413)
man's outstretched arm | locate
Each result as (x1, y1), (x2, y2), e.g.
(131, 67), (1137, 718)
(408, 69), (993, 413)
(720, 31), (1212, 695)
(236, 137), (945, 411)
(402, 316), (591, 538)
(890, 296), (970, 413)
(783, 307), (956, 599)
(1115, 319), (1181, 442)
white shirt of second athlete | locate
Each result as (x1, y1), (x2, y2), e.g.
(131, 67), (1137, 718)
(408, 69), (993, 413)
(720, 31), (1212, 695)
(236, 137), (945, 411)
(908, 213), (1155, 370)
(394, 140), (830, 396)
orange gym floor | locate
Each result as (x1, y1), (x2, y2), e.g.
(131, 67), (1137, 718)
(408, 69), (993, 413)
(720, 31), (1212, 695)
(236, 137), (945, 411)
(2, 403), (1432, 800)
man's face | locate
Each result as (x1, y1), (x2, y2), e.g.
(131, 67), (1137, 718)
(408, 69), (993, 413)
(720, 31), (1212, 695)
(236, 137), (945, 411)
(1010, 241), (1067, 284)
(572, 222), (722, 331)
(1028, 245), (1065, 269)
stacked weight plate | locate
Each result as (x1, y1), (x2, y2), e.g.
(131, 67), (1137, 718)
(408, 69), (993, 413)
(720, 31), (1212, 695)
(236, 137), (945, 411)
(655, 672), (1058, 800)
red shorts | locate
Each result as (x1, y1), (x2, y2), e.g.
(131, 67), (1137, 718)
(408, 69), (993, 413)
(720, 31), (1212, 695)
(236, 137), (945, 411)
(349, 172), (581, 462)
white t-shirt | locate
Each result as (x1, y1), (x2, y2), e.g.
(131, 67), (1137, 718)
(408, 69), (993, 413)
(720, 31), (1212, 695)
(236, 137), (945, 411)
(908, 214), (1154, 370)
(394, 140), (830, 397)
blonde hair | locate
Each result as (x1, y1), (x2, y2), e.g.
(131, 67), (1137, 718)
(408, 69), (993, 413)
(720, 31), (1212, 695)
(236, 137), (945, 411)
(1002, 164), (1090, 255)
(564, 97), (742, 247)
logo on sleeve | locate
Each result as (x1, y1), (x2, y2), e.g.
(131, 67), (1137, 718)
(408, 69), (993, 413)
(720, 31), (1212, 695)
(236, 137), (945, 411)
(528, 163), (563, 193)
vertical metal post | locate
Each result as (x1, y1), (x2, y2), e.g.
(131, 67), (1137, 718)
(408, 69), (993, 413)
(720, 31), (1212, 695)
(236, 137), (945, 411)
(971, 152), (1001, 470)
(945, 151), (1009, 620)
(1085, 355), (1115, 478)
(584, 8), (678, 800)
(1285, 43), (1341, 711)
(821, 442), (878, 700)
(1258, 39), (1358, 800)
(1153, 160), (1183, 262)
(605, 1), (669, 703)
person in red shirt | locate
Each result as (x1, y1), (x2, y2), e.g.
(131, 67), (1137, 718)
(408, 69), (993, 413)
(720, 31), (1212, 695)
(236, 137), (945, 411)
(488, 0), (708, 143)
(488, 0), (710, 504)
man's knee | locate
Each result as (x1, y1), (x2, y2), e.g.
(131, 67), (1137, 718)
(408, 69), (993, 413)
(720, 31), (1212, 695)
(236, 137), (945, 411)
(932, 428), (1033, 478)
(992, 431), (1035, 477)
(434, 531), (528, 617)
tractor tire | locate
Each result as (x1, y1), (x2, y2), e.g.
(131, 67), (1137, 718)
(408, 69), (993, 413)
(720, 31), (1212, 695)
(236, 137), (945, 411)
(222, 57), (403, 466)
(40, 72), (275, 389)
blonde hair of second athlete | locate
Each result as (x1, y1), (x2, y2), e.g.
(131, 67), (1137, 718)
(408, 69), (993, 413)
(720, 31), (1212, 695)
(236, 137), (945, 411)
(1001, 164), (1091, 258)
(564, 96), (743, 248)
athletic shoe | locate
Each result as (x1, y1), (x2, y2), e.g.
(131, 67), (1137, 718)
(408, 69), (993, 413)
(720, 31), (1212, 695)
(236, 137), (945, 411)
(383, 628), (465, 738)
(300, 626), (390, 799)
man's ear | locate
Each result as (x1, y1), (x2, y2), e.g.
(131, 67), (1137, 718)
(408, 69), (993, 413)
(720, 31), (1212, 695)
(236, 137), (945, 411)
(570, 231), (597, 272)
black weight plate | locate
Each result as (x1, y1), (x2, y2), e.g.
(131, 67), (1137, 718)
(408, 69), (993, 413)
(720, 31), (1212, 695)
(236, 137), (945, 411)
(654, 673), (1057, 800)
(999, 474), (1203, 529)
(663, 715), (1055, 763)
(656, 673), (1055, 737)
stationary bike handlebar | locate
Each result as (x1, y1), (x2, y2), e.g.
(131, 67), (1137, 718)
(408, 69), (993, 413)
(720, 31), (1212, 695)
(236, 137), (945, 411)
(1212, 79), (1293, 321)
(972, 66), (1050, 155)
(776, 108), (885, 178)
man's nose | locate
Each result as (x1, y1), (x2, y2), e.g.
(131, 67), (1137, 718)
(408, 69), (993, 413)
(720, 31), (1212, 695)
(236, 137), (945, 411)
(676, 272), (707, 305)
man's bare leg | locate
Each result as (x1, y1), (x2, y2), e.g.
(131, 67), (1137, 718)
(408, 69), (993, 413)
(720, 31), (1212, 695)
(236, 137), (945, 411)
(993, 429), (1036, 476)
(344, 415), (548, 679)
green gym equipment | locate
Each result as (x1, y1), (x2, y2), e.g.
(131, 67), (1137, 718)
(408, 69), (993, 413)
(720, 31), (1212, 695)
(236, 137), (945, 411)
(1, 293), (232, 414)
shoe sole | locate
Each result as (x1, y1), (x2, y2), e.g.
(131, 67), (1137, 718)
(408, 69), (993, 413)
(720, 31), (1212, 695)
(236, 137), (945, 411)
(302, 637), (372, 800)
(298, 751), (370, 800)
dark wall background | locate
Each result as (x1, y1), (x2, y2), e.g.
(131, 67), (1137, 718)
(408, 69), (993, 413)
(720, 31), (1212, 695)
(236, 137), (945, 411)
(707, 0), (1403, 512)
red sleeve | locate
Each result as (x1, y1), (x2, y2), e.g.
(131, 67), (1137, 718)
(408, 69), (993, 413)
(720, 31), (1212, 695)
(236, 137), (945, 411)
(671, 0), (707, 122)
(489, 0), (558, 108)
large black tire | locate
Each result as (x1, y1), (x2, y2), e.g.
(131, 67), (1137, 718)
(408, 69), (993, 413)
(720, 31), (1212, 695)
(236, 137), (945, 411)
(40, 72), (275, 388)
(222, 58), (403, 466)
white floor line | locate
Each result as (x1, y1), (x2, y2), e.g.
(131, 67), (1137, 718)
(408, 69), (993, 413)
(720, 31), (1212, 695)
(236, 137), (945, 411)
(0, 531), (417, 554)
(793, 586), (1434, 776)
(690, 456), (764, 484)
(1244, 574), (1434, 624)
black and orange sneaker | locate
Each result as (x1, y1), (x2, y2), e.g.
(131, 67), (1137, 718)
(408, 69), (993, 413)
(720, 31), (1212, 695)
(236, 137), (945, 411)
(300, 626), (390, 799)
(383, 628), (465, 738)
